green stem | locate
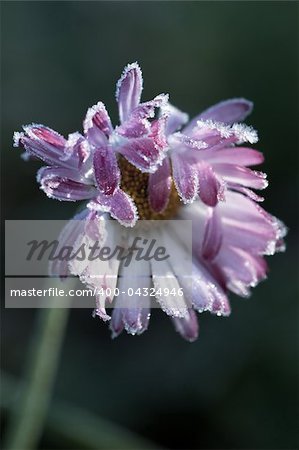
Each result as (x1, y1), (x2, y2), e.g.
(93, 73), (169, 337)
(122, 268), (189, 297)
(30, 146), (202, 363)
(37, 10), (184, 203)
(4, 279), (72, 450)
(2, 372), (159, 450)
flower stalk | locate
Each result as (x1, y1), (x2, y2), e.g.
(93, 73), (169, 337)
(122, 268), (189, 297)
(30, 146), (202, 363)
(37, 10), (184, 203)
(2, 372), (158, 449)
(4, 280), (72, 450)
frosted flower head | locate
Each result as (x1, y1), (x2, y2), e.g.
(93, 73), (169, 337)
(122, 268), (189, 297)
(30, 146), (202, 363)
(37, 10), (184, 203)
(13, 62), (287, 341)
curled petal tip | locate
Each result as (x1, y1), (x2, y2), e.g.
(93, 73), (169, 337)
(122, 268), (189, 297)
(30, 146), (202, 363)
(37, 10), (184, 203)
(13, 131), (24, 147)
(116, 62), (143, 123)
(23, 123), (66, 147)
(187, 98), (254, 131)
(172, 310), (199, 342)
(88, 189), (138, 227)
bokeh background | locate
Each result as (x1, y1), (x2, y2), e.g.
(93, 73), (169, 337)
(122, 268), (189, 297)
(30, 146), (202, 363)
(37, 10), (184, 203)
(1, 1), (298, 449)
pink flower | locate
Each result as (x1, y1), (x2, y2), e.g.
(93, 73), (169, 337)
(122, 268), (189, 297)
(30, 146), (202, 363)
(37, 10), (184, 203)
(13, 62), (287, 341)
(13, 63), (169, 227)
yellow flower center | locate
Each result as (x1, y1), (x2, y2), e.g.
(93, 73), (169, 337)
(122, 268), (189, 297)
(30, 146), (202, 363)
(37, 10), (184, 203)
(119, 157), (181, 220)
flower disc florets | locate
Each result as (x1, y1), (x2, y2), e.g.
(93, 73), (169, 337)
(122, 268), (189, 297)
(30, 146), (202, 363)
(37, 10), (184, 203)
(119, 157), (181, 220)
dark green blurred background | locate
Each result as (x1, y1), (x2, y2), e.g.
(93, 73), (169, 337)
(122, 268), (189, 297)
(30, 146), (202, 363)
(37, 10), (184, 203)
(1, 1), (298, 449)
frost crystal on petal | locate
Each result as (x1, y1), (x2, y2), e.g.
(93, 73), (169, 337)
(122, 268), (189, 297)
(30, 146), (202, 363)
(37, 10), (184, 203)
(231, 123), (258, 144)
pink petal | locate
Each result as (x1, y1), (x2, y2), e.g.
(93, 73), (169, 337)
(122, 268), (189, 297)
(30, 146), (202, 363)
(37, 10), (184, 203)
(118, 308), (150, 336)
(116, 118), (149, 139)
(110, 308), (125, 338)
(62, 132), (92, 172)
(150, 115), (168, 149)
(187, 121), (229, 146)
(184, 98), (253, 133)
(123, 308), (150, 334)
(115, 105), (169, 141)
(93, 295), (111, 322)
(202, 207), (223, 260)
(219, 192), (278, 229)
(222, 216), (276, 255)
(170, 132), (207, 150)
(116, 62), (143, 123)
(197, 162), (225, 207)
(214, 246), (268, 297)
(84, 210), (107, 241)
(172, 309), (199, 342)
(113, 259), (151, 335)
(117, 136), (166, 173)
(178, 201), (209, 257)
(16, 126), (92, 175)
(151, 258), (189, 318)
(49, 209), (90, 279)
(189, 121), (258, 146)
(198, 147), (264, 166)
(209, 286), (232, 316)
(148, 157), (172, 212)
(219, 197), (286, 256)
(93, 146), (120, 195)
(214, 163), (268, 190)
(88, 189), (138, 227)
(83, 102), (112, 147)
(187, 259), (230, 316)
(116, 104), (168, 172)
(228, 185), (264, 202)
(130, 94), (168, 120)
(200, 98), (253, 123)
(37, 167), (97, 201)
(171, 153), (198, 203)
(164, 103), (189, 135)
(218, 190), (264, 220)
(25, 124), (66, 146)
(14, 125), (74, 168)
